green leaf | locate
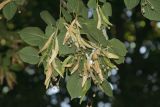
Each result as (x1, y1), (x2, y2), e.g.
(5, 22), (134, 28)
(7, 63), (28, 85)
(45, 25), (56, 37)
(61, 7), (72, 22)
(19, 47), (40, 64)
(56, 17), (66, 29)
(40, 10), (56, 26)
(87, 0), (97, 8)
(78, 2), (88, 19)
(2, 56), (10, 67)
(67, 71), (83, 99)
(18, 27), (46, 46)
(141, 0), (160, 21)
(99, 0), (106, 3)
(102, 2), (112, 16)
(108, 38), (127, 56)
(2, 1), (18, 20)
(100, 80), (113, 97)
(67, 0), (85, 14)
(67, 0), (78, 13)
(124, 0), (140, 9)
(15, 0), (25, 5)
(81, 20), (109, 47)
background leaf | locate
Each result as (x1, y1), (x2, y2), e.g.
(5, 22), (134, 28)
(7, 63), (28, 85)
(2, 1), (18, 20)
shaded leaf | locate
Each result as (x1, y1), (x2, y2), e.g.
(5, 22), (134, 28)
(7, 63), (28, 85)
(15, 0), (25, 5)
(108, 38), (127, 56)
(40, 10), (56, 26)
(100, 80), (113, 97)
(19, 47), (40, 64)
(61, 7), (72, 22)
(67, 0), (78, 13)
(67, 71), (83, 99)
(19, 27), (46, 46)
(45, 25), (56, 37)
(102, 2), (112, 16)
(81, 19), (109, 47)
(124, 0), (140, 9)
(87, 0), (97, 8)
(2, 1), (17, 20)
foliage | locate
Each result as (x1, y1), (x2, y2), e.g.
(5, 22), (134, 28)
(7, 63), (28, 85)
(0, 0), (160, 104)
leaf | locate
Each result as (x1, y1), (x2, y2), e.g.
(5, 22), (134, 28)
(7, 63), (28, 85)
(61, 7), (72, 22)
(100, 80), (113, 97)
(2, 56), (10, 67)
(87, 0), (97, 8)
(79, 2), (88, 19)
(124, 0), (140, 9)
(99, 0), (106, 3)
(67, 71), (83, 99)
(19, 47), (40, 64)
(15, 0), (25, 5)
(40, 10), (56, 26)
(18, 27), (46, 46)
(67, 0), (77, 13)
(45, 25), (56, 37)
(81, 20), (109, 47)
(2, 1), (18, 20)
(108, 38), (127, 57)
(141, 0), (160, 21)
(102, 2), (112, 16)
(56, 17), (66, 29)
